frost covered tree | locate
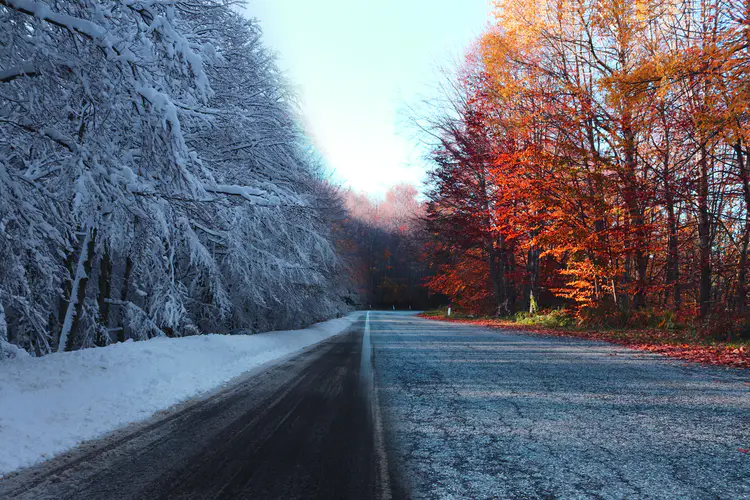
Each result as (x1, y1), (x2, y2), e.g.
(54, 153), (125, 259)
(0, 0), (350, 355)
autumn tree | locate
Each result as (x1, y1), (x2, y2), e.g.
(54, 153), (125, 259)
(422, 0), (750, 332)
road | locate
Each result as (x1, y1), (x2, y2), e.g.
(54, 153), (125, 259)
(0, 316), (390, 500)
(373, 312), (750, 498)
(0, 311), (748, 499)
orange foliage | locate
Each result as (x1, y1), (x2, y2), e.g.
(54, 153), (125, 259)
(424, 0), (750, 329)
(424, 249), (493, 315)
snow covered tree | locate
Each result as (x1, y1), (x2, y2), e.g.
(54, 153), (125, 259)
(0, 0), (350, 355)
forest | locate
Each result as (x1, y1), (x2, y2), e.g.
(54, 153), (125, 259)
(422, 0), (750, 338)
(3, 0), (749, 357)
(0, 0), (437, 358)
(340, 184), (434, 310)
(0, 0), (361, 356)
(0, 2), (746, 496)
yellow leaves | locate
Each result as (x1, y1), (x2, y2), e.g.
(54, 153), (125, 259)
(635, 0), (648, 21)
(488, 0), (556, 52)
(491, 0), (540, 36)
(439, 0), (750, 320)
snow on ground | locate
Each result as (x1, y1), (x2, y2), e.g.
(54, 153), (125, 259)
(0, 313), (361, 477)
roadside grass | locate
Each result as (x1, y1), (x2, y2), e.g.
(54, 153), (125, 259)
(419, 308), (749, 369)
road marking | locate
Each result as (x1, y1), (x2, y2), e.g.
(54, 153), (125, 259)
(361, 311), (372, 382)
(362, 312), (392, 500)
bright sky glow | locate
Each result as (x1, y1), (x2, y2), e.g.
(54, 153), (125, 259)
(246, 0), (491, 196)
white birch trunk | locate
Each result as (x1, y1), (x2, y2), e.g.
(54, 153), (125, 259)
(57, 229), (92, 353)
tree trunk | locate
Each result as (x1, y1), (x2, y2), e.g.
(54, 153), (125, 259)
(96, 246), (112, 346)
(0, 301), (7, 343)
(55, 248), (77, 343)
(735, 142), (750, 314)
(665, 197), (680, 308)
(526, 242), (540, 314)
(488, 241), (506, 316)
(698, 145), (711, 319)
(663, 145), (680, 309)
(659, 107), (680, 308)
(504, 242), (517, 314)
(118, 255), (134, 343)
(621, 106), (647, 310)
(58, 227), (96, 352)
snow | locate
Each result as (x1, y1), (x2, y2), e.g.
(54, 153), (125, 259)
(0, 63), (38, 83)
(5, 0), (107, 40)
(0, 340), (29, 361)
(0, 312), (360, 477)
(2, 0), (350, 356)
(204, 184), (280, 205)
(136, 85), (183, 138)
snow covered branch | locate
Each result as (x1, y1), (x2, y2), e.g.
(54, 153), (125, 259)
(0, 0), (350, 356)
(0, 0), (107, 41)
(203, 184), (280, 205)
(0, 119), (79, 152)
(0, 63), (39, 83)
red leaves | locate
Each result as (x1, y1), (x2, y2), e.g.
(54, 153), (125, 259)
(633, 344), (749, 369)
(424, 251), (494, 315)
(419, 313), (750, 369)
(427, 0), (750, 324)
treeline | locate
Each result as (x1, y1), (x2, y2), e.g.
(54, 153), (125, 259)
(0, 0), (349, 356)
(424, 0), (749, 327)
(338, 184), (436, 310)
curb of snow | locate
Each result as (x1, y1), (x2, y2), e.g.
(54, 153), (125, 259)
(0, 312), (362, 477)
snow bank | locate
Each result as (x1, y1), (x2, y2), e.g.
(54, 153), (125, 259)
(0, 313), (360, 476)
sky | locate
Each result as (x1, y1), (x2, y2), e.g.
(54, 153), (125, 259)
(245, 0), (492, 197)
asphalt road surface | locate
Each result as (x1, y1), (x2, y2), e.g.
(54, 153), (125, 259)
(1, 311), (748, 499)
(373, 312), (750, 499)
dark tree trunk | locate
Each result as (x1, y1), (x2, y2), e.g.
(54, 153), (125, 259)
(622, 110), (647, 310)
(658, 108), (680, 309)
(735, 142), (750, 314)
(504, 241), (517, 314)
(488, 234), (517, 317)
(488, 241), (506, 316)
(118, 255), (134, 343)
(697, 145), (712, 319)
(525, 242), (540, 314)
(96, 247), (112, 346)
(665, 197), (680, 308)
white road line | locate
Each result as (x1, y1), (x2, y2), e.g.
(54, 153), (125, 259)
(362, 312), (392, 500)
